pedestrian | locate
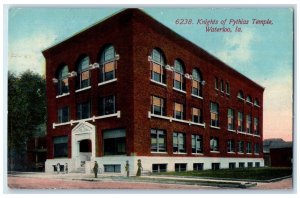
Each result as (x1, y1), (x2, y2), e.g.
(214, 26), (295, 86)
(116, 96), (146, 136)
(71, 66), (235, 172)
(93, 161), (99, 178)
(136, 159), (143, 176)
(56, 163), (60, 174)
(125, 160), (130, 177)
(65, 163), (68, 174)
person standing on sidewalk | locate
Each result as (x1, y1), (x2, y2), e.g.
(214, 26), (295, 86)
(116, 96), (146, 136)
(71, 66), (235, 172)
(56, 163), (60, 174)
(65, 163), (68, 174)
(125, 160), (130, 177)
(93, 161), (99, 178)
(136, 159), (143, 176)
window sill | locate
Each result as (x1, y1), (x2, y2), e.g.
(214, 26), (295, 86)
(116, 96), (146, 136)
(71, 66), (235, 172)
(254, 104), (260, 108)
(210, 125), (220, 130)
(52, 111), (121, 129)
(246, 153), (253, 155)
(56, 92), (70, 98)
(191, 94), (203, 100)
(173, 152), (187, 155)
(192, 153), (204, 155)
(253, 134), (261, 137)
(226, 93), (230, 96)
(227, 129), (236, 133)
(238, 152), (245, 155)
(246, 101), (253, 105)
(98, 78), (117, 86)
(210, 151), (220, 153)
(150, 79), (167, 87)
(227, 152), (236, 154)
(173, 87), (186, 94)
(151, 152), (168, 154)
(254, 153), (260, 155)
(75, 86), (91, 93)
(237, 97), (245, 101)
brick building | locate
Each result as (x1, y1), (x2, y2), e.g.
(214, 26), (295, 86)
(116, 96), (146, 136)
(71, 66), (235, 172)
(42, 9), (264, 174)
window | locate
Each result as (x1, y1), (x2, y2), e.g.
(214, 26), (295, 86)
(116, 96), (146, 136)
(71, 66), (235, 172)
(192, 107), (202, 123)
(214, 77), (219, 90)
(246, 115), (252, 133)
(99, 45), (117, 82)
(227, 139), (235, 153)
(175, 163), (187, 172)
(254, 143), (260, 154)
(150, 49), (166, 84)
(246, 95), (252, 103)
(246, 142), (252, 153)
(254, 117), (259, 135)
(151, 129), (166, 152)
(191, 69), (202, 96)
(212, 163), (220, 170)
(173, 60), (185, 90)
(56, 65), (69, 95)
(254, 98), (259, 106)
(174, 102), (184, 120)
(173, 132), (186, 153)
(247, 162), (253, 168)
(77, 56), (90, 89)
(151, 96), (165, 116)
(53, 136), (68, 158)
(103, 129), (126, 155)
(77, 102), (91, 119)
(229, 163), (236, 169)
(225, 82), (230, 95)
(227, 108), (234, 130)
(192, 135), (203, 154)
(104, 165), (121, 173)
(220, 80), (224, 92)
(255, 162), (260, 167)
(239, 162), (245, 168)
(58, 106), (69, 123)
(210, 102), (219, 127)
(210, 137), (219, 151)
(238, 112), (244, 131)
(238, 141), (244, 153)
(237, 90), (244, 99)
(193, 163), (204, 171)
(152, 164), (167, 173)
(99, 95), (115, 115)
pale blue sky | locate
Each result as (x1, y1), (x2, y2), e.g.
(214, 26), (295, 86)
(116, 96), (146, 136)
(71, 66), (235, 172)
(8, 7), (294, 141)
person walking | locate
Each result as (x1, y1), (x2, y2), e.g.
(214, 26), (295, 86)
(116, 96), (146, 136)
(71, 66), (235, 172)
(125, 160), (130, 177)
(56, 163), (60, 174)
(93, 161), (99, 178)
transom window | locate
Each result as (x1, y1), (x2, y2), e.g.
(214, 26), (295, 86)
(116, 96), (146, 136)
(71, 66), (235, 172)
(99, 45), (117, 82)
(254, 117), (259, 135)
(151, 129), (166, 152)
(150, 49), (166, 84)
(77, 101), (91, 120)
(210, 102), (219, 127)
(151, 96), (165, 116)
(58, 106), (69, 123)
(173, 60), (185, 90)
(77, 56), (90, 89)
(238, 112), (244, 131)
(210, 137), (219, 151)
(173, 132), (186, 153)
(192, 69), (202, 96)
(246, 115), (252, 133)
(57, 65), (69, 95)
(238, 141), (245, 153)
(192, 134), (203, 154)
(192, 107), (202, 123)
(228, 108), (234, 130)
(227, 139), (235, 152)
(174, 102), (184, 120)
(99, 95), (115, 116)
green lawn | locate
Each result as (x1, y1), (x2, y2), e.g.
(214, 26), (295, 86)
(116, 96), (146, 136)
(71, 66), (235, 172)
(154, 167), (292, 181)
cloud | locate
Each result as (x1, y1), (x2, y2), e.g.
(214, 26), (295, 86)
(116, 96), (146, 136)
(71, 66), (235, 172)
(8, 32), (58, 75)
(215, 29), (256, 65)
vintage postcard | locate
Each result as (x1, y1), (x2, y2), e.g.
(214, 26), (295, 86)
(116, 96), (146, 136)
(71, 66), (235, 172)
(5, 6), (294, 193)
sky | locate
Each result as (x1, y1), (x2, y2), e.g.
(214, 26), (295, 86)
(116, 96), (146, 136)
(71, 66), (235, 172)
(7, 7), (294, 141)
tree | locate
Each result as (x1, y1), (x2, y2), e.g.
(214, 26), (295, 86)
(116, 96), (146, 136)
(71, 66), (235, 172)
(8, 70), (46, 171)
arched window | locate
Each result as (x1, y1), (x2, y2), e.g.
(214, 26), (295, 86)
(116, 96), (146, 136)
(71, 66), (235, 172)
(246, 95), (252, 103)
(173, 59), (185, 90)
(192, 68), (202, 97)
(150, 49), (166, 84)
(57, 65), (69, 95)
(254, 98), (259, 106)
(77, 56), (90, 89)
(99, 45), (117, 82)
(237, 90), (244, 99)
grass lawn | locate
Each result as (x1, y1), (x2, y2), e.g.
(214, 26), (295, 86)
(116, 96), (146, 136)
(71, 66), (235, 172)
(154, 167), (292, 181)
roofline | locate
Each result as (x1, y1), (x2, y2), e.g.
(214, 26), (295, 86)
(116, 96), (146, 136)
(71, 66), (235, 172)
(42, 8), (265, 90)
